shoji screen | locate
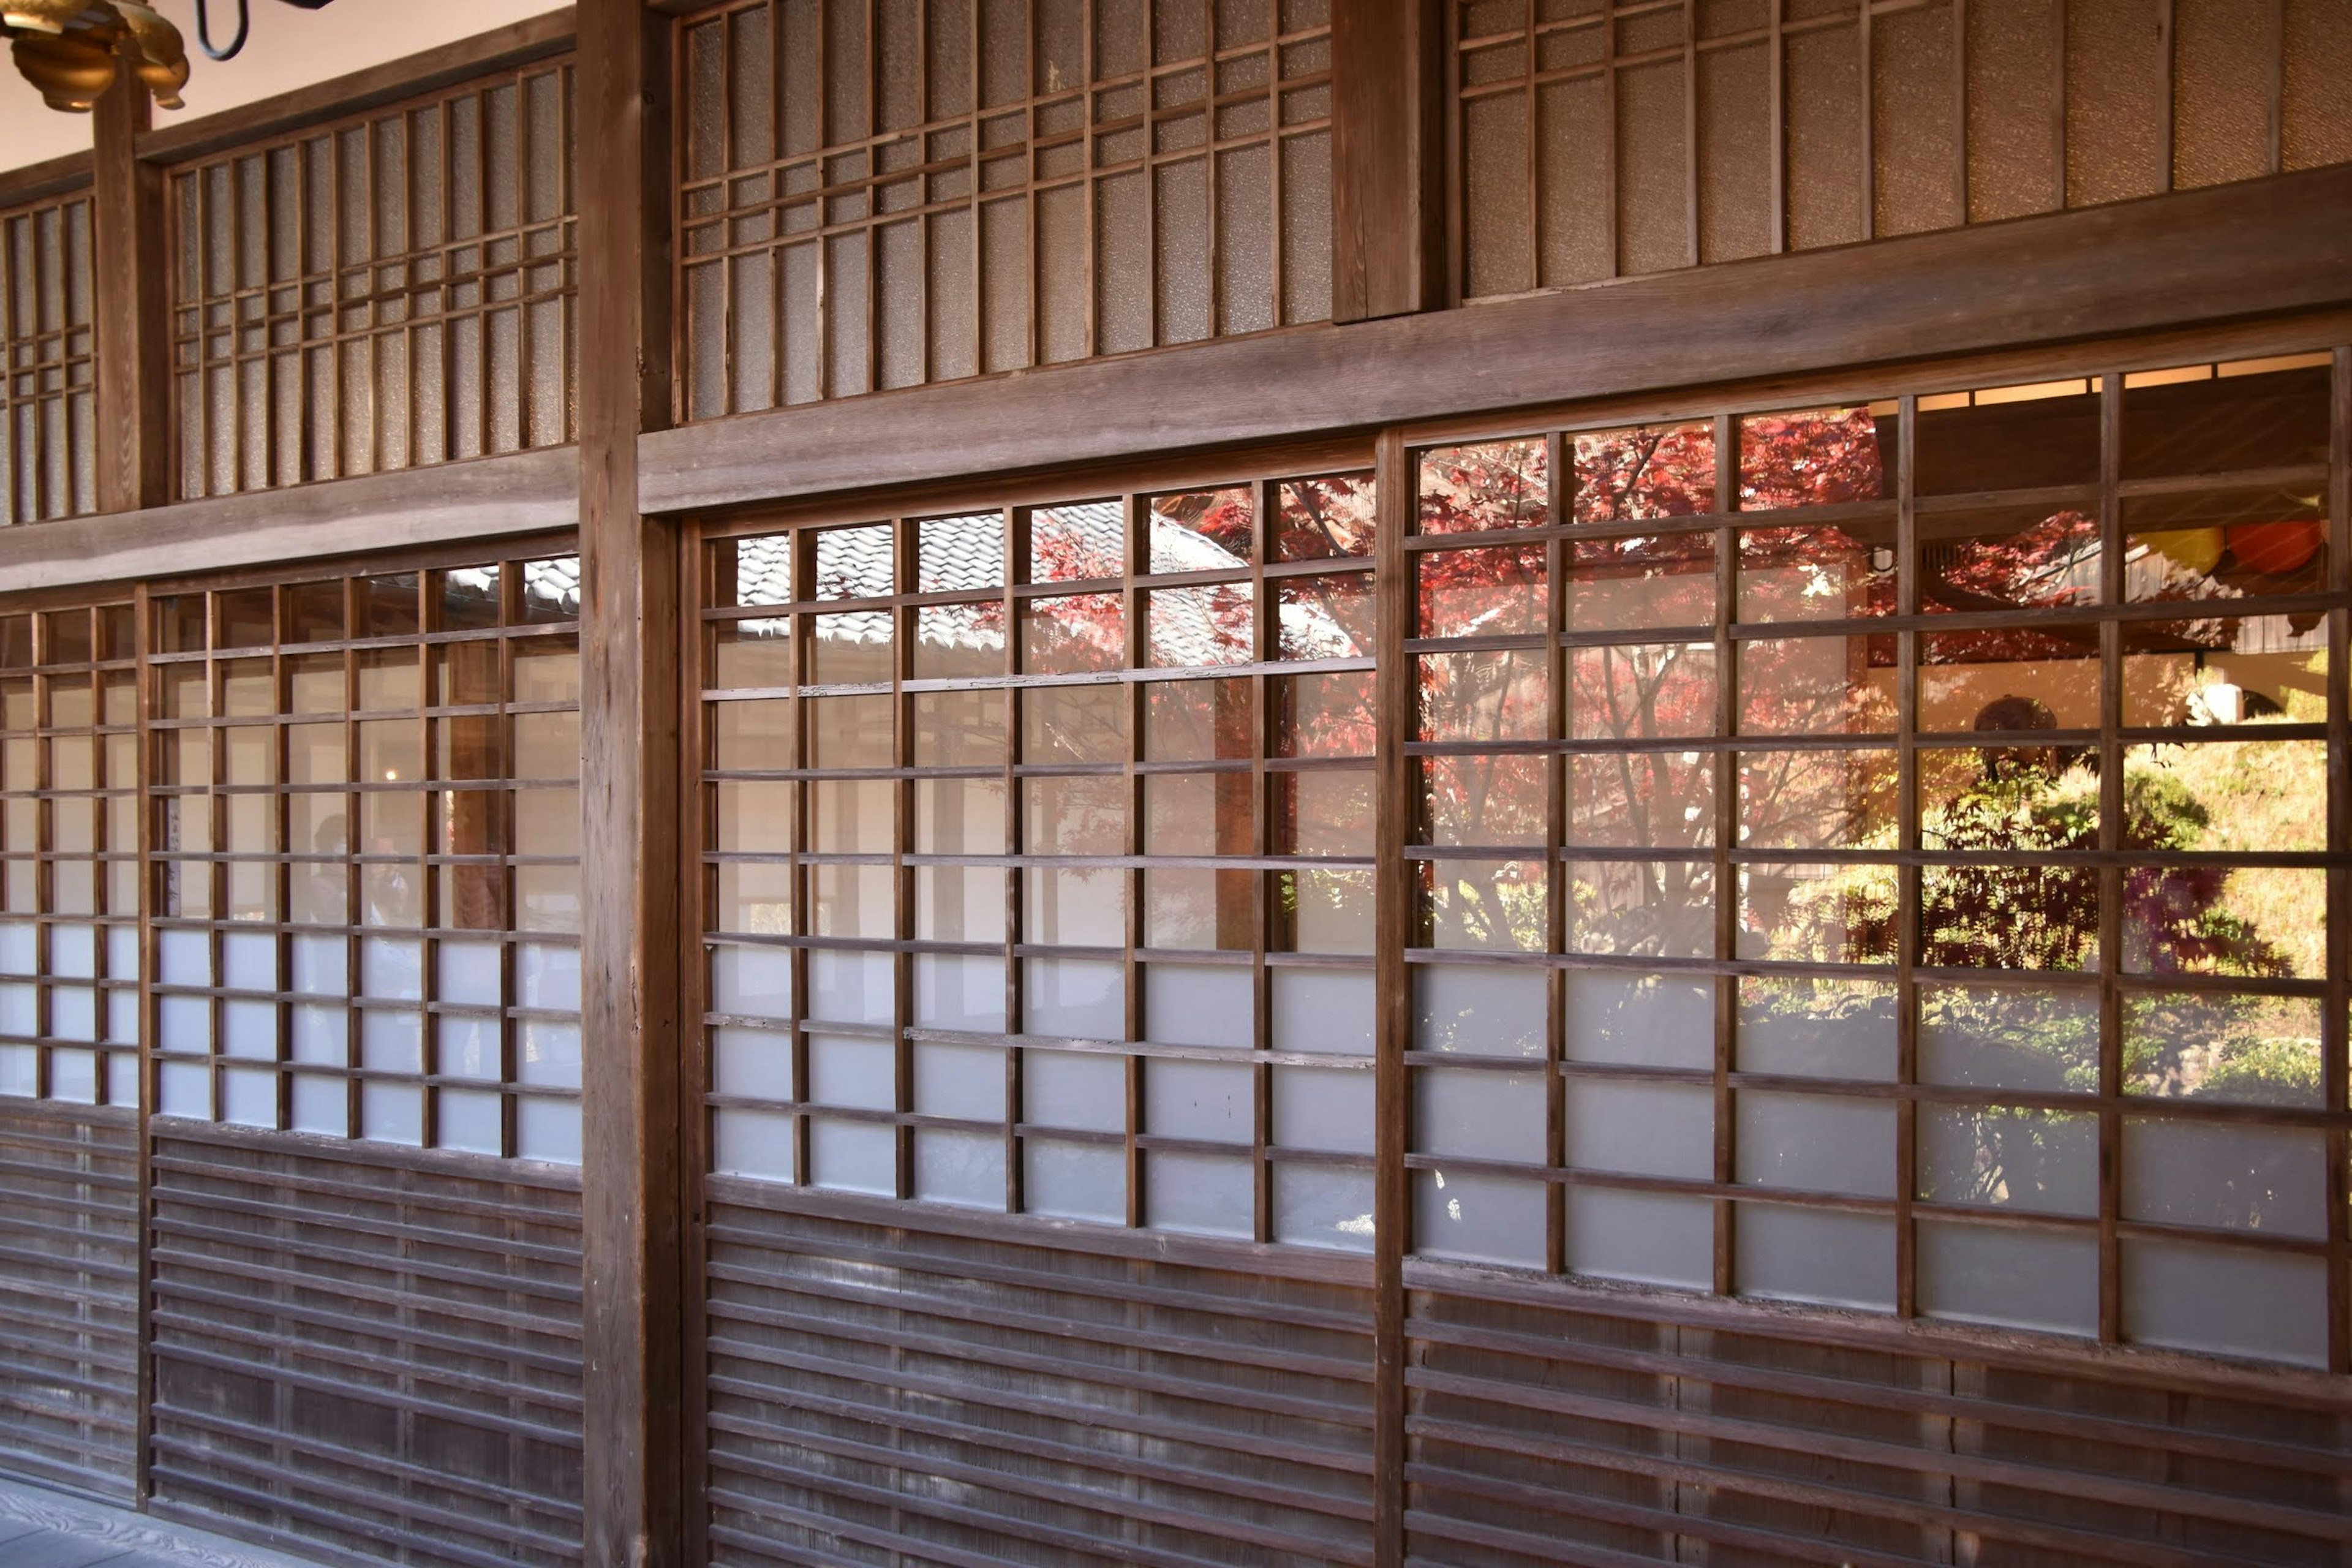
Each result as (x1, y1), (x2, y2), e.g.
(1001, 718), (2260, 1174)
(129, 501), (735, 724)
(695, 461), (1381, 1243)
(1406, 347), (2347, 1367)
(0, 603), (140, 1106)
(169, 61), (577, 499)
(146, 556), (585, 1161)
(676, 0), (1336, 419)
(1452, 0), (2352, 299)
(1, 188), (97, 524)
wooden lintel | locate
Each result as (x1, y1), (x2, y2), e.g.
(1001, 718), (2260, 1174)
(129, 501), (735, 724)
(638, 162), (2352, 518)
(0, 149), (94, 210)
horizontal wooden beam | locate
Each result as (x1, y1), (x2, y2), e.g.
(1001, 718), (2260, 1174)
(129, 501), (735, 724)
(0, 149), (94, 209)
(136, 7), (576, 167)
(0, 446), (578, 597)
(639, 162), (2352, 517)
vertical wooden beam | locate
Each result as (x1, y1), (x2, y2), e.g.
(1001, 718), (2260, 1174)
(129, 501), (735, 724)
(92, 72), (170, 514)
(1370, 429), (1414, 1568)
(576, 1), (683, 1566)
(1332, 0), (1446, 322)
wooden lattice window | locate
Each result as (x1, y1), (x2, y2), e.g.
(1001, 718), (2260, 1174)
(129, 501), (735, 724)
(146, 556), (585, 1161)
(0, 603), (141, 1106)
(169, 61), (577, 500)
(1, 189), (97, 524)
(693, 458), (1380, 1242)
(676, 0), (1336, 420)
(1452, 0), (2352, 300)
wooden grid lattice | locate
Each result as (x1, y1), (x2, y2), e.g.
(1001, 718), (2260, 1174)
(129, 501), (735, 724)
(0, 188), (97, 524)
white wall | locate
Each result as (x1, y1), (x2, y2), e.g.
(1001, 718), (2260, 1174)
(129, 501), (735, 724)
(2, 0), (569, 171)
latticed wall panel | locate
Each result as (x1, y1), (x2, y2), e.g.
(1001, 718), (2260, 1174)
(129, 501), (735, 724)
(676, 0), (1336, 421)
(0, 187), (97, 524)
(168, 61), (578, 500)
(699, 1190), (1377, 1567)
(1452, 0), (2352, 301)
(0, 1099), (137, 1502)
(1404, 1272), (2352, 1567)
(146, 1125), (585, 1568)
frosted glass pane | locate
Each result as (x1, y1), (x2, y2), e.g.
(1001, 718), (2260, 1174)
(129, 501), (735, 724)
(1566, 1188), (1713, 1290)
(105, 1052), (139, 1105)
(158, 1061), (211, 1118)
(439, 940), (502, 1006)
(712, 1026), (793, 1101)
(1738, 977), (1896, 1079)
(1147, 1150), (1253, 1237)
(710, 943), (793, 1019)
(0, 984), (33, 1037)
(106, 925), (138, 979)
(1414, 1169), (1545, 1267)
(361, 936), (425, 999)
(158, 995), (211, 1051)
(809, 1117), (897, 1194)
(1023, 1048), (1125, 1132)
(808, 949), (894, 1023)
(0, 1045), (34, 1097)
(221, 930), (276, 991)
(1919, 982), (2098, 1092)
(438, 1088), (503, 1155)
(1144, 964), (1252, 1048)
(516, 1097), (581, 1164)
(48, 1048), (96, 1103)
(1271, 1065), (1373, 1154)
(439, 1014), (499, 1082)
(222, 1067), (276, 1128)
(912, 1042), (1002, 1119)
(519, 1019), (581, 1088)
(291, 1004), (346, 1065)
(807, 1034), (895, 1110)
(158, 929), (212, 986)
(1736, 1092), (1894, 1196)
(714, 1106), (796, 1179)
(50, 924), (96, 978)
(1918, 1221), (2096, 1337)
(1417, 1067), (1545, 1163)
(1735, 1203), (1894, 1311)
(292, 935), (347, 995)
(361, 1009), (423, 1072)
(1564, 1080), (1711, 1180)
(1022, 957), (1123, 1037)
(362, 1082), (424, 1145)
(1415, 964), (1545, 1057)
(2120, 1120), (2325, 1238)
(913, 955), (1006, 1030)
(0, 922), (32, 974)
(1272, 1164), (1375, 1252)
(1560, 972), (1711, 1068)
(1147, 1058), (1251, 1142)
(105, 989), (139, 1044)
(914, 1128), (1005, 1208)
(49, 985), (96, 1042)
(2122, 1238), (2327, 1368)
(1272, 968), (1372, 1055)
(291, 1073), (344, 1135)
(221, 999), (278, 1060)
(1024, 1139), (1125, 1223)
(1918, 1106), (2095, 1215)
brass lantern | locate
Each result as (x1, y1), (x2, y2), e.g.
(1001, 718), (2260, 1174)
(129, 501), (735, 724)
(2, 0), (189, 111)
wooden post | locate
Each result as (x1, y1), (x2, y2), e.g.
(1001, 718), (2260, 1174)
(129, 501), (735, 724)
(92, 70), (170, 513)
(576, 1), (683, 1564)
(1332, 0), (1446, 323)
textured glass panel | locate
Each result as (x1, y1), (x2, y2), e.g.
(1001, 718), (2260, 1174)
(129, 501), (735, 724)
(2120, 1118), (2325, 1238)
(1919, 1222), (2096, 1337)
(1414, 1169), (1544, 1267)
(1735, 1203), (1893, 1311)
(1919, 1106), (2097, 1215)
(1024, 1139), (1125, 1223)
(2120, 1238), (2327, 1368)
(1564, 1079), (1711, 1181)
(1566, 1188), (1713, 1291)
(1736, 1092), (1895, 1197)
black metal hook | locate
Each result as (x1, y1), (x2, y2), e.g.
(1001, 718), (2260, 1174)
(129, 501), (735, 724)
(194, 0), (251, 61)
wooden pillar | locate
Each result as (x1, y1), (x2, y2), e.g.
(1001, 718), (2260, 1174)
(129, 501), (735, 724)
(1332, 0), (1447, 323)
(92, 70), (170, 513)
(576, 1), (682, 1564)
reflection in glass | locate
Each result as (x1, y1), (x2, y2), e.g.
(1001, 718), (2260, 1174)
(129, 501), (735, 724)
(1276, 473), (1376, 560)
(2120, 356), (2330, 481)
(2125, 492), (2328, 603)
(1739, 636), (1896, 734)
(1738, 748), (1894, 851)
(918, 512), (1005, 590)
(1022, 593), (1125, 673)
(1276, 672), (1376, 758)
(808, 610), (893, 683)
(1419, 544), (1544, 638)
(1147, 583), (1253, 666)
(1425, 753), (1547, 846)
(2121, 616), (2331, 728)
(1918, 1105), (2096, 1213)
(1737, 405), (1890, 509)
(1423, 858), (1545, 951)
(2120, 1118), (2325, 1238)
(1738, 862), (1894, 964)
(1566, 859), (1711, 959)
(1566, 750), (1709, 848)
(1566, 643), (1714, 740)
(1918, 982), (2099, 1091)
(1419, 440), (1548, 533)
(812, 522), (893, 598)
(1738, 977), (1896, 1078)
(1572, 422), (1714, 521)
(1738, 525), (1894, 621)
(2124, 992), (2321, 1106)
(1023, 683), (1126, 762)
(1918, 505), (2099, 614)
(1278, 573), (1374, 660)
(1920, 864), (2098, 971)
(1566, 532), (1714, 628)
(711, 619), (794, 688)
(1148, 487), (1253, 568)
(1030, 499), (1123, 581)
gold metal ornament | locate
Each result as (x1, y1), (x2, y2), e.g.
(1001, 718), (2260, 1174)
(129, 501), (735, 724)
(2, 0), (190, 112)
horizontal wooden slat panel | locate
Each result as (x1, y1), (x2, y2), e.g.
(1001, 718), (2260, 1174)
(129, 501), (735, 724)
(1404, 1275), (2352, 1568)
(703, 1189), (1377, 1568)
(0, 1100), (137, 1502)
(148, 1127), (586, 1568)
